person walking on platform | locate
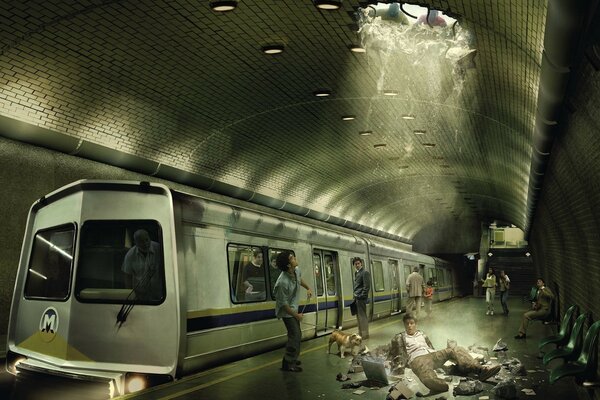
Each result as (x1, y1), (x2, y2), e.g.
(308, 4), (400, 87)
(389, 313), (501, 395)
(481, 267), (497, 315)
(352, 257), (371, 339)
(514, 278), (554, 339)
(273, 250), (313, 372)
(499, 270), (510, 315)
(406, 266), (424, 318)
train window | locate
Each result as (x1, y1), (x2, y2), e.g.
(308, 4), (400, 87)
(313, 253), (324, 296)
(402, 264), (414, 292)
(75, 220), (165, 304)
(268, 248), (293, 300)
(427, 268), (437, 287)
(228, 244), (267, 303)
(389, 260), (399, 291)
(24, 224), (76, 300)
(436, 267), (444, 286)
(323, 254), (336, 295)
(372, 260), (385, 292)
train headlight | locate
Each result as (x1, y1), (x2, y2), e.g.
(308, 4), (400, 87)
(126, 375), (147, 393)
(6, 351), (26, 375)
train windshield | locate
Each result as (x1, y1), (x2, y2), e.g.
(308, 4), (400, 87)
(75, 220), (165, 304)
(24, 224), (76, 300)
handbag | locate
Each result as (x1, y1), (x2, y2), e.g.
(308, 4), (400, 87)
(350, 300), (357, 316)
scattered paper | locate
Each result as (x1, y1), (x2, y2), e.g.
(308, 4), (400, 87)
(489, 357), (497, 360)
(479, 396), (490, 400)
(522, 388), (536, 395)
(353, 389), (366, 394)
(443, 360), (456, 367)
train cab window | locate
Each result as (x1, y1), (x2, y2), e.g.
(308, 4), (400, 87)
(75, 220), (165, 304)
(24, 224), (75, 300)
(372, 260), (385, 292)
(228, 244), (267, 303)
(268, 248), (293, 300)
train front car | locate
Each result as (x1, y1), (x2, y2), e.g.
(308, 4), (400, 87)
(6, 181), (180, 396)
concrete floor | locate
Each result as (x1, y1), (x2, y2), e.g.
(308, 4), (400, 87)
(2, 296), (599, 399)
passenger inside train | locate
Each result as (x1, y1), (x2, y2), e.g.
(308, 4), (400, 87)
(122, 229), (163, 301)
(241, 249), (266, 301)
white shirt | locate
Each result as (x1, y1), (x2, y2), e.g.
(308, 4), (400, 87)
(404, 331), (434, 364)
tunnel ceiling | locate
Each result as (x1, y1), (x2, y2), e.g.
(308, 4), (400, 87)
(0, 1), (549, 253)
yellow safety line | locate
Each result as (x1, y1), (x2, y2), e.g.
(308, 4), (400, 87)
(125, 317), (403, 400)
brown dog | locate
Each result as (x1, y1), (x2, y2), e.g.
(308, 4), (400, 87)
(328, 330), (362, 359)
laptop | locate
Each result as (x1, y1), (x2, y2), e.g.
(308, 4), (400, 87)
(361, 357), (389, 385)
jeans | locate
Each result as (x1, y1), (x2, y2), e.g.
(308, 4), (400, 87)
(409, 347), (482, 392)
(500, 290), (509, 314)
(355, 298), (369, 337)
(282, 317), (301, 366)
(485, 288), (495, 312)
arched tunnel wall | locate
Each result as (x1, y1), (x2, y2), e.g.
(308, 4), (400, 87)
(529, 57), (600, 323)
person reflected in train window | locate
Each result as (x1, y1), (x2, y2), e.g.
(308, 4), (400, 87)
(389, 313), (501, 395)
(499, 270), (510, 316)
(406, 266), (424, 318)
(481, 267), (497, 316)
(326, 261), (336, 295)
(353, 257), (371, 339)
(242, 250), (265, 299)
(424, 280), (434, 317)
(273, 250), (313, 372)
(121, 229), (162, 300)
(514, 278), (554, 339)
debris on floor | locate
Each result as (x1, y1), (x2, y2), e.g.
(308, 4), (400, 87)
(453, 377), (483, 396)
(521, 388), (537, 395)
(492, 380), (518, 399)
(335, 372), (350, 381)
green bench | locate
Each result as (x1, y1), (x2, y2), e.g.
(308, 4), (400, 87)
(539, 305), (579, 350)
(549, 319), (600, 385)
(543, 313), (587, 365)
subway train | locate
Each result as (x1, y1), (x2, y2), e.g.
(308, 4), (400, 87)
(6, 180), (456, 395)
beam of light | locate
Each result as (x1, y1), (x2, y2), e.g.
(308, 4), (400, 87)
(36, 235), (73, 260)
(28, 268), (48, 280)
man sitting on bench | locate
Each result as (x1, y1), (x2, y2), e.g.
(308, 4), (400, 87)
(515, 278), (554, 339)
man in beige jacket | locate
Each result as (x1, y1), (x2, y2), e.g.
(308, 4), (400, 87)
(406, 266), (425, 317)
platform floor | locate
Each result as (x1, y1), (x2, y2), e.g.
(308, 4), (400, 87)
(2, 297), (599, 399)
(119, 297), (597, 400)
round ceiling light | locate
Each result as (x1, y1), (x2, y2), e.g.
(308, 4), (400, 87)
(262, 44), (284, 55)
(349, 45), (366, 53)
(210, 1), (238, 12)
(313, 89), (332, 97)
(314, 1), (342, 10)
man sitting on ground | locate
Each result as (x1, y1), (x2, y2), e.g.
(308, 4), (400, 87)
(389, 313), (501, 394)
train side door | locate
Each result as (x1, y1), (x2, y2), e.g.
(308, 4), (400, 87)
(389, 259), (401, 314)
(313, 249), (340, 334)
